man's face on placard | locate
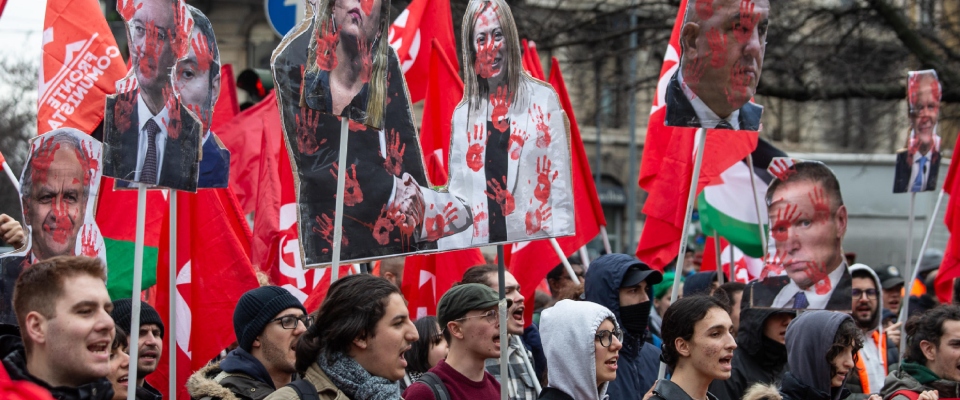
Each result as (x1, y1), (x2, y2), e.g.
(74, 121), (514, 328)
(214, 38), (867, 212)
(910, 78), (940, 144)
(130, 0), (177, 93)
(174, 26), (219, 131)
(24, 143), (88, 260)
(767, 180), (847, 290)
(681, 0), (769, 118)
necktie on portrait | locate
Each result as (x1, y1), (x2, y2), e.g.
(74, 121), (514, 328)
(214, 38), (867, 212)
(142, 119), (161, 184)
(792, 291), (809, 309)
(715, 120), (734, 130)
(912, 156), (928, 191)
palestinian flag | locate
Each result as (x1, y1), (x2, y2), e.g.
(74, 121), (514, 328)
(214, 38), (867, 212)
(697, 139), (785, 258)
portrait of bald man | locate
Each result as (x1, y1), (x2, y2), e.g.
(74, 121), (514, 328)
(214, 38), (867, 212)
(664, 0), (769, 131)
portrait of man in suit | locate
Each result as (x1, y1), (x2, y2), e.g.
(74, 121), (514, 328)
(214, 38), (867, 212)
(748, 161), (852, 311)
(174, 5), (230, 188)
(103, 0), (202, 192)
(665, 0), (769, 131)
(894, 70), (941, 193)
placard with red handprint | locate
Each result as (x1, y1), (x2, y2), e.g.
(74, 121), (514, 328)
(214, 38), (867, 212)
(894, 70), (942, 194)
(4, 128), (107, 266)
(102, 0), (204, 192)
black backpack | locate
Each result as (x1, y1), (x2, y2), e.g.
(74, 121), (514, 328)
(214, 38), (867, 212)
(286, 379), (320, 400)
(417, 372), (450, 400)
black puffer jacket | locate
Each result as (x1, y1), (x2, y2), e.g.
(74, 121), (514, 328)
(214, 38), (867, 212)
(0, 331), (115, 400)
(709, 305), (792, 400)
(649, 379), (720, 400)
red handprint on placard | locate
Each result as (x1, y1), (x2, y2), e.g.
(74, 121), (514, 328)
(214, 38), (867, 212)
(466, 124), (486, 172)
(734, 0), (760, 44)
(473, 202), (488, 238)
(384, 129), (405, 176)
(315, 20), (339, 71)
(534, 156), (558, 204)
(137, 21), (163, 78)
(312, 213), (347, 252)
(530, 104), (552, 148)
(508, 124), (528, 160)
(357, 34), (373, 83)
(47, 201), (74, 245)
(373, 206), (398, 245)
(695, 0), (714, 20)
(485, 176), (515, 215)
(192, 34), (213, 74)
(296, 108), (323, 155)
(808, 187), (830, 224)
(683, 52), (707, 90)
(525, 205), (552, 235)
(348, 119), (369, 132)
(76, 140), (101, 186)
(804, 261), (832, 295)
(117, 0), (142, 21)
(161, 87), (182, 140)
(759, 249), (787, 280)
(768, 158), (795, 181)
(770, 203), (799, 243)
(490, 86), (511, 133)
(330, 162), (364, 206)
(80, 225), (101, 257)
(31, 139), (60, 184)
(424, 202), (459, 241)
(725, 65), (751, 106)
(706, 27), (727, 68)
(172, 1), (194, 58)
(360, 0), (375, 15)
(474, 39), (503, 79)
(114, 89), (136, 133)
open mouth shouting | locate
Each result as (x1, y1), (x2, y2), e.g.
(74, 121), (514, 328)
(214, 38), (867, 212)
(89, 340), (110, 362)
(603, 355), (618, 371)
(719, 354), (734, 372)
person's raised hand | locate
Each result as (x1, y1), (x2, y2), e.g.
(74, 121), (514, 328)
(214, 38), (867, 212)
(885, 321), (902, 347)
(0, 214), (25, 251)
(918, 390), (939, 400)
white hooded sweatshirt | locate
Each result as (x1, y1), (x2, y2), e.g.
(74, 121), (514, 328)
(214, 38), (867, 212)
(540, 300), (619, 400)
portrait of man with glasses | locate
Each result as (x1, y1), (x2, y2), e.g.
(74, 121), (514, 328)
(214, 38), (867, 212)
(187, 286), (309, 399)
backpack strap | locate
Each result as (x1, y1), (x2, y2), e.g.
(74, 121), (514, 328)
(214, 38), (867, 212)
(285, 379), (321, 400)
(418, 372), (450, 400)
(889, 390), (921, 400)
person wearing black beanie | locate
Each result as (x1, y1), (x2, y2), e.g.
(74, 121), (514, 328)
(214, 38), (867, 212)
(187, 285), (308, 399)
(110, 298), (164, 400)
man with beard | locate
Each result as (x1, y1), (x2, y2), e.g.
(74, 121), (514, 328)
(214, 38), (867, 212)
(665, 0), (769, 130)
(894, 71), (942, 193)
(188, 286), (308, 399)
(881, 305), (960, 400)
(584, 254), (663, 400)
(110, 299), (165, 400)
(460, 265), (540, 400)
(845, 265), (899, 399)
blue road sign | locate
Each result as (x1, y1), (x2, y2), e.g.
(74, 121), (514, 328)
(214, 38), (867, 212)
(265, 0), (306, 38)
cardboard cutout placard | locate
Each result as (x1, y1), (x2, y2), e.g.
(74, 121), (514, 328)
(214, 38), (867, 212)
(300, 0), (391, 129)
(0, 128), (107, 324)
(442, 0), (574, 247)
(102, 0), (204, 192)
(273, 0), (471, 267)
(747, 159), (852, 311)
(664, 0), (768, 131)
(894, 70), (942, 193)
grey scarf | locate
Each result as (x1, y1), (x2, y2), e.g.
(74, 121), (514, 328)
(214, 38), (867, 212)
(317, 351), (401, 400)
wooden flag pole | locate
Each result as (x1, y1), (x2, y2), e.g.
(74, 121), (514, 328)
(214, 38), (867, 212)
(169, 190), (177, 400)
(1, 160), (19, 192)
(126, 183), (148, 400)
(497, 245), (509, 400)
(713, 232), (722, 272)
(658, 128), (708, 380)
(330, 113), (351, 282)
(899, 190), (945, 356)
(549, 238), (579, 282)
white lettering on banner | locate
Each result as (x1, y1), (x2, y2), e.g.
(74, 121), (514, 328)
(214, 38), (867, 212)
(176, 261), (192, 359)
(278, 203), (321, 301)
(40, 31), (121, 130)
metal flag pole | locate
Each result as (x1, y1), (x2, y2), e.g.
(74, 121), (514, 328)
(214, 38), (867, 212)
(126, 183), (148, 400)
(1, 160), (19, 191)
(600, 226), (612, 254)
(714, 233), (722, 272)
(579, 246), (591, 269)
(169, 190), (177, 400)
(658, 128), (708, 380)
(497, 245), (509, 400)
(330, 112), (351, 283)
(549, 238), (579, 281)
(899, 190), (945, 355)
(745, 154), (769, 253)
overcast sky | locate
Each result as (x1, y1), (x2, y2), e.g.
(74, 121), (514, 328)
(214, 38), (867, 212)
(0, 0), (46, 62)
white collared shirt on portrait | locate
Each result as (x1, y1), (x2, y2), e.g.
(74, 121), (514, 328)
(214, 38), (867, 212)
(771, 262), (847, 309)
(134, 91), (170, 184)
(678, 71), (741, 130)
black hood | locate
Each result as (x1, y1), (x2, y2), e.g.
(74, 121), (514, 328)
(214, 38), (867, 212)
(220, 346), (278, 389)
(683, 272), (718, 297)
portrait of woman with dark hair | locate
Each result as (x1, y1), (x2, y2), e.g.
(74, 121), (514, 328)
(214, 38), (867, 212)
(444, 0), (574, 248)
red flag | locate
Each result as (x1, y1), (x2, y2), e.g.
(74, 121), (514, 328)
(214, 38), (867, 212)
(148, 188), (261, 399)
(419, 40), (463, 186)
(402, 250), (486, 319)
(216, 91), (283, 214)
(210, 64), (240, 132)
(388, 0), (458, 103)
(521, 40), (546, 81)
(302, 265), (362, 312)
(936, 134), (960, 302)
(506, 58), (606, 327)
(635, 0), (759, 271)
(38, 0), (127, 134)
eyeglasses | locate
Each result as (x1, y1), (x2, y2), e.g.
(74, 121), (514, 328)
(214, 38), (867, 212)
(270, 314), (314, 330)
(851, 288), (878, 299)
(595, 329), (624, 348)
(457, 309), (499, 324)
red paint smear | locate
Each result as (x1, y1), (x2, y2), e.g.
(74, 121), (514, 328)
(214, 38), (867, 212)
(80, 225), (100, 257)
(770, 203), (799, 243)
(161, 86), (182, 139)
(383, 129), (405, 176)
(706, 27), (727, 69)
(490, 86), (511, 133)
(534, 156), (557, 204)
(315, 20), (339, 71)
(31, 140), (60, 185)
(45, 201), (74, 245)
(192, 33), (213, 74)
(525, 205), (551, 235)
(466, 124), (486, 172)
(695, 0), (714, 20)
(530, 104), (551, 148)
(117, 0), (142, 21)
(473, 202), (488, 238)
(508, 124), (527, 160)
(808, 187), (830, 224)
(769, 159), (795, 182)
(114, 90), (136, 133)
(329, 162), (363, 206)
(485, 176), (515, 215)
(474, 39), (502, 80)
(297, 108), (323, 155)
(424, 202), (457, 242)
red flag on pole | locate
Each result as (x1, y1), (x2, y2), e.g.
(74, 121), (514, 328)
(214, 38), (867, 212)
(521, 40), (546, 81)
(935, 135), (960, 302)
(387, 0), (458, 103)
(38, 0), (127, 134)
(507, 58), (606, 327)
(419, 40), (463, 186)
(149, 188), (261, 399)
(216, 91), (283, 214)
(210, 64), (240, 132)
(635, 0), (758, 271)
(402, 250), (487, 319)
